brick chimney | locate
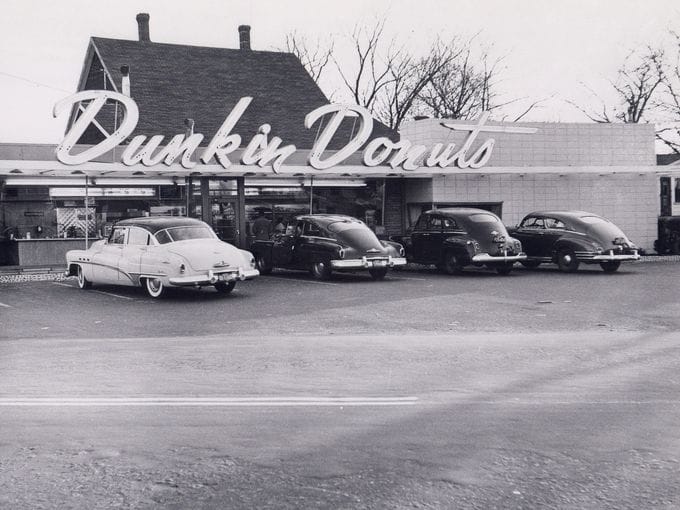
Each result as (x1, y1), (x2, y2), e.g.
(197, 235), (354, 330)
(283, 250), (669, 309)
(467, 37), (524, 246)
(238, 25), (251, 50)
(136, 13), (150, 42)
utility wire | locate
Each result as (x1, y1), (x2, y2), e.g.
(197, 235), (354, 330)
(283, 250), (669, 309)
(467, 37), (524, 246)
(0, 70), (72, 94)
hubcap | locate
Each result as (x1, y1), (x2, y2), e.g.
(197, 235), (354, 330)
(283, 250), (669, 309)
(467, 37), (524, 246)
(563, 254), (572, 264)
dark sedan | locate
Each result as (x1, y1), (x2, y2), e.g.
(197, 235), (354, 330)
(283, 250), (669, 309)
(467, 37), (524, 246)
(509, 210), (640, 273)
(249, 214), (406, 280)
(394, 208), (526, 275)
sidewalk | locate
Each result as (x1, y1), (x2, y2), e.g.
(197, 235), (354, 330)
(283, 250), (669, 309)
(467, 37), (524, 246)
(0, 265), (67, 284)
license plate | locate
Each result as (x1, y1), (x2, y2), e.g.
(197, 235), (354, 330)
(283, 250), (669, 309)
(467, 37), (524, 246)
(372, 260), (387, 267)
(219, 273), (233, 281)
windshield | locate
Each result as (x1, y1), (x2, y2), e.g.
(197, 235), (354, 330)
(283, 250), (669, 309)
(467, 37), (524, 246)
(155, 226), (215, 244)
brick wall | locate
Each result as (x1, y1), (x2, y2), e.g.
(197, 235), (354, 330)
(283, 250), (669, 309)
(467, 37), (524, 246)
(431, 173), (659, 252)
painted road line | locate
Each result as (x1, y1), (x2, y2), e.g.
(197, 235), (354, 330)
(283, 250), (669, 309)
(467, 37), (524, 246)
(53, 282), (135, 300)
(0, 302), (11, 308)
(0, 396), (418, 407)
(263, 276), (338, 286)
(92, 290), (135, 300)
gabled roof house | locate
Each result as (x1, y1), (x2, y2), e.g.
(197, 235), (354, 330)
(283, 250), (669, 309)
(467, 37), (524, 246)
(70, 14), (397, 151)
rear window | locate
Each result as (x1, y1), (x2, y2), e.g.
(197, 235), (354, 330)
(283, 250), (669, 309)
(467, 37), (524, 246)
(327, 220), (366, 233)
(579, 216), (611, 225)
(579, 216), (609, 225)
(468, 213), (499, 223)
(155, 226), (214, 244)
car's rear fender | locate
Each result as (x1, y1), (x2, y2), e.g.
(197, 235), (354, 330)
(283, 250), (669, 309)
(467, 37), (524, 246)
(552, 239), (590, 259)
(442, 237), (475, 263)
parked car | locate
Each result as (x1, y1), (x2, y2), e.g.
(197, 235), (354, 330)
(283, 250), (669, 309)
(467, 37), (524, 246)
(508, 211), (640, 273)
(249, 214), (407, 280)
(655, 216), (680, 254)
(393, 208), (526, 275)
(65, 216), (259, 298)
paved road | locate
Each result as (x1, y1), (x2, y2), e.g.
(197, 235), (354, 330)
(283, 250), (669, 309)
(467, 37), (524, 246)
(1, 262), (679, 508)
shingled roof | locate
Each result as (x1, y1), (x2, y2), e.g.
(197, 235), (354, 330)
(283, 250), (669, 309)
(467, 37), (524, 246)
(72, 36), (398, 150)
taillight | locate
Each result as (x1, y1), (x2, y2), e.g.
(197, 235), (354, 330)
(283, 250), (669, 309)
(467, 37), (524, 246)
(338, 247), (345, 259)
(179, 263), (186, 273)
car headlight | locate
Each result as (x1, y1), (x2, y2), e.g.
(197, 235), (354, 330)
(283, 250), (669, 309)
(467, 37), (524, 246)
(249, 256), (256, 269)
(592, 243), (603, 253)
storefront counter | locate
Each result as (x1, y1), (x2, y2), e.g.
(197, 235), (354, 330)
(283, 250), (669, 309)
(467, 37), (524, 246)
(2, 238), (100, 267)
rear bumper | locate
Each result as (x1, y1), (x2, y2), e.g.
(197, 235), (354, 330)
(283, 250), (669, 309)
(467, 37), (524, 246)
(169, 268), (259, 286)
(472, 252), (527, 264)
(331, 256), (407, 269)
(592, 251), (640, 261)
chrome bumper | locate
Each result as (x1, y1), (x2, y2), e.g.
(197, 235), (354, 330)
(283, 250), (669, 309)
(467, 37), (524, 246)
(472, 252), (527, 263)
(169, 268), (259, 286)
(332, 256), (407, 269)
(592, 251), (640, 261)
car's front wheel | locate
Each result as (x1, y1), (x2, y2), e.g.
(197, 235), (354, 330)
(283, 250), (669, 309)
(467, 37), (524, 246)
(214, 281), (236, 294)
(310, 260), (332, 280)
(556, 248), (580, 273)
(600, 260), (621, 273)
(368, 267), (388, 280)
(144, 277), (165, 298)
(76, 265), (92, 289)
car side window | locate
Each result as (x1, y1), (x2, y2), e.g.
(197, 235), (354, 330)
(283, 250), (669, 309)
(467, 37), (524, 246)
(414, 215), (429, 231)
(302, 221), (322, 237)
(155, 230), (172, 244)
(110, 227), (126, 244)
(544, 218), (566, 230)
(426, 216), (443, 231)
(127, 227), (151, 246)
(442, 217), (458, 230)
(521, 217), (544, 229)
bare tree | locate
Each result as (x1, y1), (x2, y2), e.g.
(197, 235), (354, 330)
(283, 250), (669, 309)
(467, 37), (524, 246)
(417, 47), (499, 120)
(332, 21), (461, 130)
(569, 46), (665, 123)
(284, 31), (334, 83)
(373, 39), (461, 130)
(655, 32), (680, 153)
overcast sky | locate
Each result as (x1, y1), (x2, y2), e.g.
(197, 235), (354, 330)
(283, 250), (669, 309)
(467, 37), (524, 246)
(1, 0), (678, 144)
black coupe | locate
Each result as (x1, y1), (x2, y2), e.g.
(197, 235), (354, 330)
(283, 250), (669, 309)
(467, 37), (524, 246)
(509, 210), (640, 273)
(249, 215), (406, 280)
(393, 208), (526, 275)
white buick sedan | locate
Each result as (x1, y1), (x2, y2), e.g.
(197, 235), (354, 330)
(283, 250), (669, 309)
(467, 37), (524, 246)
(65, 217), (259, 298)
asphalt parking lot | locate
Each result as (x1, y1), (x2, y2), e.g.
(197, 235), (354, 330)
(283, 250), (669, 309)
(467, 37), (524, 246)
(1, 260), (680, 508)
(1, 260), (679, 340)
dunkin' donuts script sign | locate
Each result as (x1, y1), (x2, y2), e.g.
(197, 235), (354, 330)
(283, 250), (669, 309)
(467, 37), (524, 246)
(54, 90), (537, 173)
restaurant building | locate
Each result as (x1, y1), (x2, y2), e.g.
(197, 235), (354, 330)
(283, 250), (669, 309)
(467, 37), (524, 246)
(0, 13), (673, 265)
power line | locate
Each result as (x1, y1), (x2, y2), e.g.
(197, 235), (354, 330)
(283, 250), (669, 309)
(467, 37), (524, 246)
(0, 70), (72, 94)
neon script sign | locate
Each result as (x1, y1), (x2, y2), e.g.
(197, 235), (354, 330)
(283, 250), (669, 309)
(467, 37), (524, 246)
(54, 90), (537, 172)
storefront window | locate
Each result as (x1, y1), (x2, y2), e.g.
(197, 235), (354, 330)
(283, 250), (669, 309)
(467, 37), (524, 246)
(675, 178), (680, 203)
